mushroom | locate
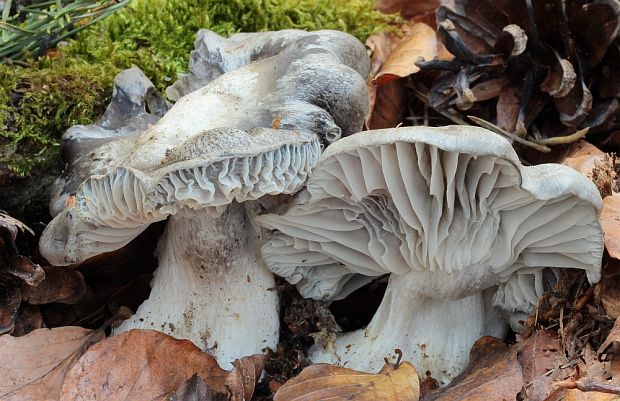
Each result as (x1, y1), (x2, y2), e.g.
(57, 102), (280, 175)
(41, 127), (321, 367)
(49, 67), (169, 217)
(39, 29), (370, 368)
(166, 29), (371, 101)
(256, 125), (604, 383)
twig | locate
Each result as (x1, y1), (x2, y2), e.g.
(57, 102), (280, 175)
(552, 379), (620, 395)
(539, 127), (590, 145)
(468, 115), (552, 153)
(560, 307), (565, 348)
(574, 286), (595, 312)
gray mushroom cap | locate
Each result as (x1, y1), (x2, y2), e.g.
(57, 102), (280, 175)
(49, 67), (169, 217)
(258, 125), (603, 303)
(48, 29), (369, 219)
(166, 29), (371, 101)
(40, 128), (320, 266)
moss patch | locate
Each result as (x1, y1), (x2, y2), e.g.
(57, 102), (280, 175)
(1, 0), (387, 178)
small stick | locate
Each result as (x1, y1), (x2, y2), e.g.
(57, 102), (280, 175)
(552, 378), (620, 395)
(574, 286), (595, 311)
(468, 115), (552, 153)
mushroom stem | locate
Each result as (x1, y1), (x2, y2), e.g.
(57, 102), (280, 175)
(114, 202), (279, 369)
(309, 271), (492, 384)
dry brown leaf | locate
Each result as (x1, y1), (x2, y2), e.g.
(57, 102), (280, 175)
(375, 23), (447, 85)
(0, 326), (104, 401)
(545, 389), (620, 401)
(599, 317), (620, 358)
(374, 0), (439, 19)
(226, 354), (265, 401)
(563, 141), (606, 177)
(561, 391), (620, 401)
(601, 196), (620, 260)
(422, 337), (523, 401)
(165, 374), (228, 401)
(365, 31), (410, 129)
(601, 261), (620, 319)
(518, 330), (569, 401)
(60, 329), (263, 401)
(366, 31), (401, 77)
(366, 80), (409, 129)
(274, 361), (420, 401)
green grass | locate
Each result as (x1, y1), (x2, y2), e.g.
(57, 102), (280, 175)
(0, 0), (388, 176)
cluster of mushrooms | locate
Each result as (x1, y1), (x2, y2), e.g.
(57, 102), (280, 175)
(40, 29), (604, 384)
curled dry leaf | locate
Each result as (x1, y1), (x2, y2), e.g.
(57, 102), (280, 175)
(274, 361), (420, 401)
(374, 23), (451, 86)
(366, 80), (409, 129)
(421, 337), (523, 401)
(598, 317), (620, 358)
(366, 31), (409, 129)
(0, 327), (104, 401)
(60, 329), (264, 401)
(601, 196), (620, 260)
(227, 354), (265, 401)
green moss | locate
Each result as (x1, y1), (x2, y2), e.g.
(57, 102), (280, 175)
(1, 0), (389, 177)
(0, 57), (112, 175)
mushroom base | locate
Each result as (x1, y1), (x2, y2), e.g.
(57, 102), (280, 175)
(113, 203), (279, 369)
(309, 272), (504, 385)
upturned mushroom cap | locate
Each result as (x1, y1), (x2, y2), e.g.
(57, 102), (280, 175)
(41, 28), (370, 265)
(49, 67), (169, 217)
(48, 29), (369, 220)
(40, 128), (320, 266)
(258, 125), (603, 303)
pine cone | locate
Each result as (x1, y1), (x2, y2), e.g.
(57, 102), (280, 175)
(417, 0), (620, 140)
